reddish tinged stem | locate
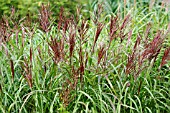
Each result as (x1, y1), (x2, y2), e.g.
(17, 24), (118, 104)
(30, 47), (32, 63)
(10, 59), (14, 82)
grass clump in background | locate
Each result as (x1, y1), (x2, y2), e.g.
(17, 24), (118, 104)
(0, 0), (170, 113)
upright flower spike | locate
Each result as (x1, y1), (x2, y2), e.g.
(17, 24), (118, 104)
(49, 37), (61, 64)
(58, 7), (64, 31)
(98, 43), (106, 65)
(126, 35), (140, 75)
(141, 31), (163, 64)
(63, 19), (69, 34)
(92, 22), (104, 53)
(0, 18), (12, 42)
(160, 47), (170, 68)
(110, 16), (118, 43)
(78, 19), (89, 40)
(39, 3), (51, 33)
(120, 14), (130, 30)
(22, 59), (33, 88)
(120, 14), (131, 42)
(69, 23), (76, 58)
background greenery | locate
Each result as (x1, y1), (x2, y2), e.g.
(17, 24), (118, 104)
(0, 0), (86, 19)
(0, 0), (167, 19)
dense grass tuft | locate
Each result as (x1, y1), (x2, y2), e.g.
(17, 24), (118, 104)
(0, 1), (170, 113)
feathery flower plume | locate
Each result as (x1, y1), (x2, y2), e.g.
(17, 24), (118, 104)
(39, 3), (51, 33)
(92, 22), (104, 53)
(160, 47), (170, 68)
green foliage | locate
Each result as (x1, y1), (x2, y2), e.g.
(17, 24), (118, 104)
(0, 1), (170, 113)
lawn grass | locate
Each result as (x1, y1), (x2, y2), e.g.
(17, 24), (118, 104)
(0, 1), (170, 113)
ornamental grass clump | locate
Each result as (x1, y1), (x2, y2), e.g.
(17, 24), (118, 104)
(125, 23), (170, 80)
(0, 2), (170, 112)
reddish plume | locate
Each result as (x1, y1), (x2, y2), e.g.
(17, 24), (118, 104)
(92, 22), (104, 53)
(160, 47), (170, 68)
(120, 14), (131, 30)
(98, 44), (106, 65)
(110, 16), (118, 41)
(126, 35), (141, 75)
(69, 25), (76, 57)
(39, 3), (51, 32)
(49, 37), (62, 64)
(141, 31), (163, 64)
(58, 7), (64, 31)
